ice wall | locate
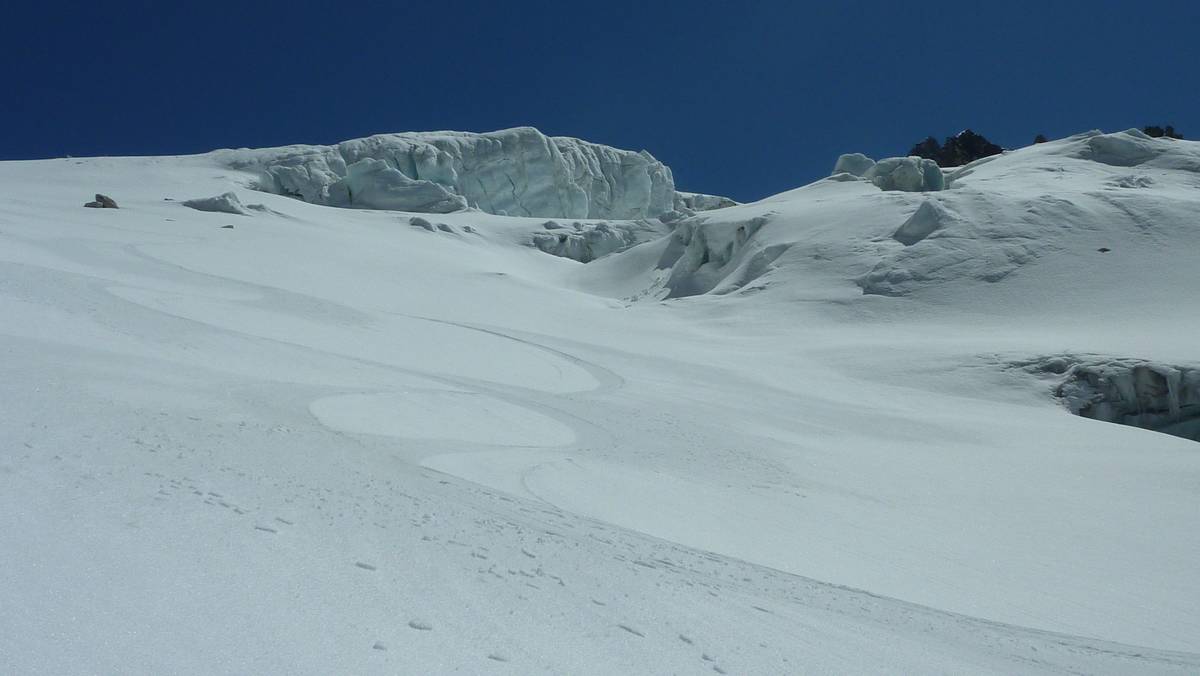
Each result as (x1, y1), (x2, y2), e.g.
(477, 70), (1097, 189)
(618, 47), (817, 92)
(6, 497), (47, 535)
(220, 127), (677, 219)
(832, 153), (875, 177)
(830, 154), (944, 192)
(530, 219), (669, 263)
(1023, 356), (1200, 442)
(658, 214), (781, 297)
(674, 191), (738, 212)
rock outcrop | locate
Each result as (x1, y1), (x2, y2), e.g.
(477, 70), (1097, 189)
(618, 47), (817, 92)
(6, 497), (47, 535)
(84, 194), (118, 208)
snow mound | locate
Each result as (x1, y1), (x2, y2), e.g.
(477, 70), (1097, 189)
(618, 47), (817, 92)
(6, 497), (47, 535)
(1013, 129), (1200, 173)
(408, 216), (463, 233)
(891, 199), (953, 246)
(856, 190), (1071, 296)
(221, 126), (676, 219)
(182, 191), (249, 215)
(1081, 129), (1162, 167)
(1020, 356), (1200, 442)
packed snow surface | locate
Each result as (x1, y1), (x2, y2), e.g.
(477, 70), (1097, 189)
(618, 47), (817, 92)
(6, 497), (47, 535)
(1, 129), (1199, 674)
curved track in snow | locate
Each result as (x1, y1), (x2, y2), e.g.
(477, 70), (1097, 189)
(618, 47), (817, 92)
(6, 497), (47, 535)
(1, 145), (1198, 673)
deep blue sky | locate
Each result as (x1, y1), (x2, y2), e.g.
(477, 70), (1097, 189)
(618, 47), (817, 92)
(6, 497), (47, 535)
(3, 1), (1197, 201)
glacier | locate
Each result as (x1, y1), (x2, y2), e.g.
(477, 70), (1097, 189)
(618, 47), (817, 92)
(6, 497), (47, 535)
(220, 126), (677, 219)
(1020, 356), (1200, 441)
(530, 219), (670, 263)
(832, 152), (876, 177)
(674, 190), (738, 212)
(831, 152), (945, 191)
(1, 127), (1199, 674)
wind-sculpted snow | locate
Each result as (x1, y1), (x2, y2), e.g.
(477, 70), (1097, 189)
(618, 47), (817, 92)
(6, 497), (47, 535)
(182, 191), (250, 215)
(857, 133), (1200, 297)
(220, 127), (677, 219)
(1071, 128), (1200, 169)
(890, 199), (952, 245)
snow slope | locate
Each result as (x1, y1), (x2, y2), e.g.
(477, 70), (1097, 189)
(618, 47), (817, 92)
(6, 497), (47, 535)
(1, 129), (1198, 674)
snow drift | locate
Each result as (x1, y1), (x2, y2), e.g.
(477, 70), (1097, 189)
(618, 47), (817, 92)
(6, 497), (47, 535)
(182, 191), (250, 215)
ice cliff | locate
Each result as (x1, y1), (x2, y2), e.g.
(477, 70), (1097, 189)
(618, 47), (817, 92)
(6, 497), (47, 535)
(531, 219), (670, 263)
(218, 127), (678, 219)
(832, 153), (945, 191)
(674, 191), (738, 212)
(1020, 356), (1200, 442)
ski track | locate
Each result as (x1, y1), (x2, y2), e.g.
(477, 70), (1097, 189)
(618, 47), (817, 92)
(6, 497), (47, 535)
(4, 249), (1196, 671)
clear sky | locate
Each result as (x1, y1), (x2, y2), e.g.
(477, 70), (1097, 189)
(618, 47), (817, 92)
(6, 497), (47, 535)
(3, 1), (1196, 202)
